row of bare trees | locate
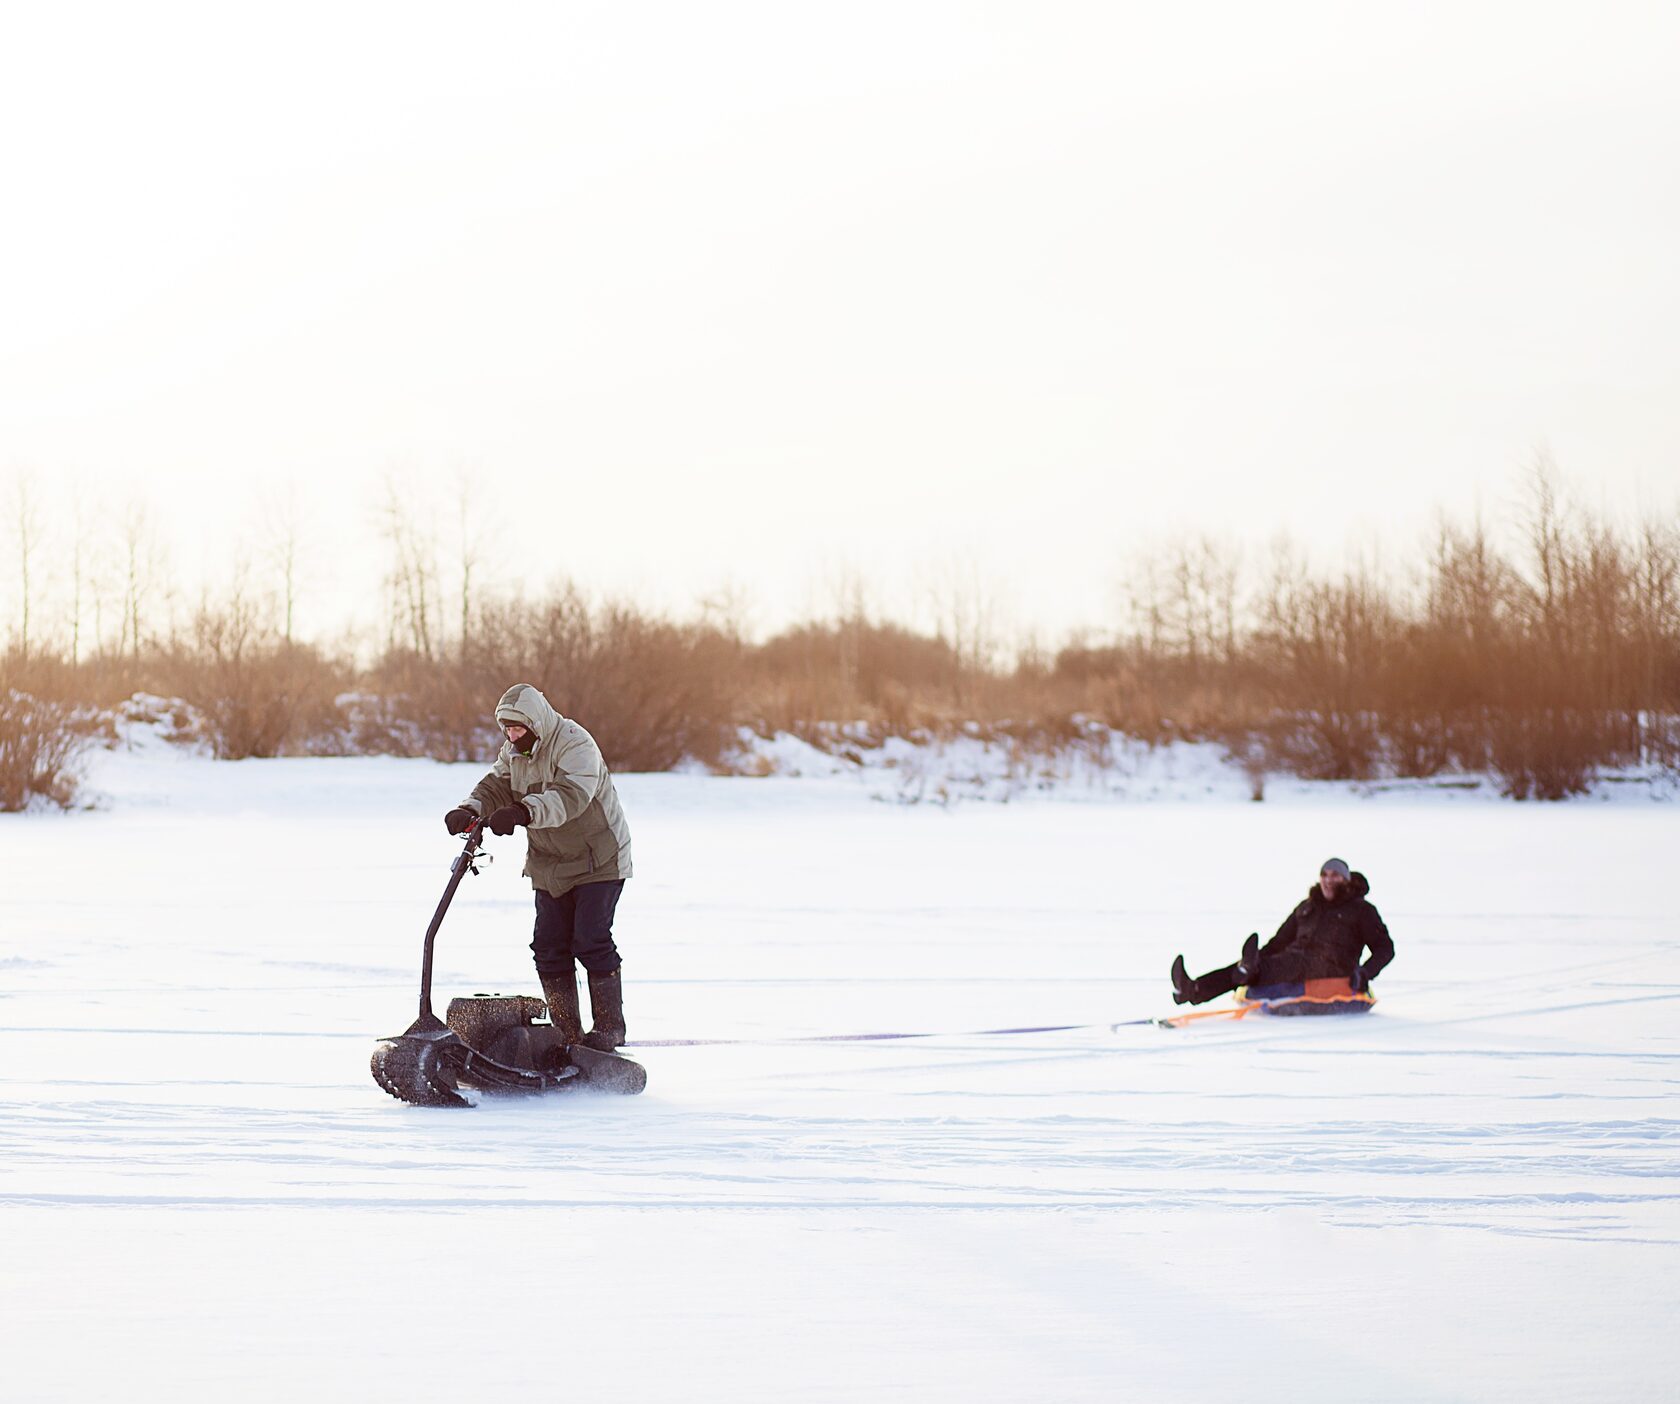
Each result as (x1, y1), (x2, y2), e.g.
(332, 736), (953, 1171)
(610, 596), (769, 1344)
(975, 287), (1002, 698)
(3, 469), (1678, 807)
(6, 478), (168, 668)
(1076, 470), (1680, 797)
(0, 470), (480, 676)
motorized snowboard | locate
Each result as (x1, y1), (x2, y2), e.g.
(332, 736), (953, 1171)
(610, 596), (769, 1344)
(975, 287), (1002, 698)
(370, 821), (646, 1108)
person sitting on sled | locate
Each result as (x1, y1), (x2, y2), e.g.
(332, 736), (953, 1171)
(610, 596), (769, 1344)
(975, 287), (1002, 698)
(1170, 857), (1393, 1006)
(442, 683), (633, 1050)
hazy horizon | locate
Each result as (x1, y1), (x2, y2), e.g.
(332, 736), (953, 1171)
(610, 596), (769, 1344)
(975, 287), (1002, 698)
(3, 1), (1678, 646)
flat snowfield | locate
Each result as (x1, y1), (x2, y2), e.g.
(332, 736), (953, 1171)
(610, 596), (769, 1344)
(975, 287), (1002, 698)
(3, 746), (1677, 1402)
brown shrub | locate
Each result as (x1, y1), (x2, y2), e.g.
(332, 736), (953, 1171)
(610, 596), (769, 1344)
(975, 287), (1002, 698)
(363, 587), (739, 771)
(154, 603), (352, 759)
(0, 681), (95, 810)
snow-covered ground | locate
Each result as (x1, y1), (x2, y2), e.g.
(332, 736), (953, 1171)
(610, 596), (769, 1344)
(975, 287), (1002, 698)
(3, 738), (1677, 1402)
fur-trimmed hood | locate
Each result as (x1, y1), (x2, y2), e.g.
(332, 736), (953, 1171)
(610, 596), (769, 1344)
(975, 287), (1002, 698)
(1303, 869), (1371, 907)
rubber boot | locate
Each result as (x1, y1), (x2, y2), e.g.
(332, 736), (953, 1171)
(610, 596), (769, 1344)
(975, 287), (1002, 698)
(582, 966), (627, 1051)
(539, 970), (584, 1044)
(1236, 933), (1261, 982)
(1170, 955), (1194, 1005)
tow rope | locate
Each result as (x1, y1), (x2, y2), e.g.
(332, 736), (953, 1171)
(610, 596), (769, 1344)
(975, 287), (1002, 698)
(625, 1018), (1157, 1049)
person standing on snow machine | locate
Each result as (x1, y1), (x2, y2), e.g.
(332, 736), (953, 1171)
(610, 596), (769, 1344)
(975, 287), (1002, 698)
(1170, 858), (1393, 1006)
(442, 683), (633, 1050)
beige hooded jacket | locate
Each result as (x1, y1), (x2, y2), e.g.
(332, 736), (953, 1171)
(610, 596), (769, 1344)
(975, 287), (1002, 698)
(459, 683), (633, 897)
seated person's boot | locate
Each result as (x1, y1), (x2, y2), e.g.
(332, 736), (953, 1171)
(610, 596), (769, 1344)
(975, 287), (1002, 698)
(1170, 955), (1195, 1005)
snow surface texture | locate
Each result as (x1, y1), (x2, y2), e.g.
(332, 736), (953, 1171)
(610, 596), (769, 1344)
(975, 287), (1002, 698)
(3, 739), (1677, 1402)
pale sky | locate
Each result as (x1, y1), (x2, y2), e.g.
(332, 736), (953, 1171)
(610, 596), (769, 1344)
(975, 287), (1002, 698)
(2, 1), (1678, 647)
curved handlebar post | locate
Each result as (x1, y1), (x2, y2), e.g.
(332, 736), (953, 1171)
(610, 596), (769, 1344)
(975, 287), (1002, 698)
(419, 821), (487, 1022)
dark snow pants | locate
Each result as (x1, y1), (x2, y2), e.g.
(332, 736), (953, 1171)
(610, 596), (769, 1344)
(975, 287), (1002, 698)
(531, 880), (624, 977)
(1181, 961), (1244, 1006)
(1182, 948), (1365, 1004)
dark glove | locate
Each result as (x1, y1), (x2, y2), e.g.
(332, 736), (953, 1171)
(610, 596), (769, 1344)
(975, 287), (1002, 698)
(1351, 964), (1373, 993)
(487, 801), (531, 836)
(444, 807), (477, 835)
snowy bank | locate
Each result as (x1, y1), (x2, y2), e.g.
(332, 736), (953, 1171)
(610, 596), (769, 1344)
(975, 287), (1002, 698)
(715, 721), (1680, 805)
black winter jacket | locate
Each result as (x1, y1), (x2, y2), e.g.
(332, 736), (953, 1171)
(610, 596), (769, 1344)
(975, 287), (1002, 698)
(1256, 871), (1394, 986)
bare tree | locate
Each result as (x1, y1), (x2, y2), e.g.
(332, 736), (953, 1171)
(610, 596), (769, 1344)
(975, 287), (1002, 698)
(69, 488), (89, 667)
(378, 477), (440, 659)
(696, 576), (755, 644)
(12, 474), (42, 663)
(1632, 512), (1680, 762)
(1169, 542), (1201, 670)
(1126, 535), (1243, 668)
(452, 466), (499, 663)
(1123, 548), (1168, 654)
(118, 502), (159, 664)
(1519, 453), (1569, 640)
(812, 562), (873, 708)
(919, 551), (1001, 689)
(260, 484), (308, 647)
(87, 502), (128, 663)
